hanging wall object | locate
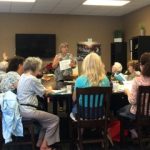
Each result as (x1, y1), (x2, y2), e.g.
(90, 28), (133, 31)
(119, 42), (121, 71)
(77, 41), (101, 61)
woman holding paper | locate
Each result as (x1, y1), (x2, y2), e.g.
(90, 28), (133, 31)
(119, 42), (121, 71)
(52, 42), (76, 110)
(52, 43), (76, 111)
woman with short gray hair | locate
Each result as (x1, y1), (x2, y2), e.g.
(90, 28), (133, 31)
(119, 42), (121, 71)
(17, 57), (60, 150)
(0, 61), (8, 82)
(23, 57), (42, 73)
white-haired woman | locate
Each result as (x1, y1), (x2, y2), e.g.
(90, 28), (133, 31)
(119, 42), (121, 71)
(17, 57), (60, 150)
(71, 52), (110, 116)
(0, 72), (23, 143)
(112, 62), (123, 74)
(0, 61), (8, 82)
(111, 62), (126, 82)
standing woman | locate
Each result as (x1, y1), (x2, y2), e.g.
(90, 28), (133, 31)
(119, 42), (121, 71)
(17, 57), (60, 150)
(52, 42), (76, 85)
(52, 42), (76, 110)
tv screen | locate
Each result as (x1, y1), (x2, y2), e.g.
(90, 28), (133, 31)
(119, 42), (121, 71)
(15, 34), (56, 58)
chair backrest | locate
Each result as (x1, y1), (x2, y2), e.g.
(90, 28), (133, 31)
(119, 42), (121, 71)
(136, 86), (150, 119)
(76, 87), (112, 121)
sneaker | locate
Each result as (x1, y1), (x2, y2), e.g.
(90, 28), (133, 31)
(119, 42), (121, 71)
(70, 112), (77, 122)
(130, 129), (138, 139)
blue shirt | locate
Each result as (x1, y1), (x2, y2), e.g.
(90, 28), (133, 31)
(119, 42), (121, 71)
(74, 75), (110, 107)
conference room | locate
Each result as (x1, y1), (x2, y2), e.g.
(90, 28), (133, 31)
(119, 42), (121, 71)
(0, 0), (150, 150)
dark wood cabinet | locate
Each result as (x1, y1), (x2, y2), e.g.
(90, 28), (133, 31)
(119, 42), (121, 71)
(111, 42), (127, 71)
(130, 36), (150, 60)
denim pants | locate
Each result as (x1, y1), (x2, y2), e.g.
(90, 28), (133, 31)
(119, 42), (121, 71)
(118, 104), (136, 129)
(118, 104), (135, 120)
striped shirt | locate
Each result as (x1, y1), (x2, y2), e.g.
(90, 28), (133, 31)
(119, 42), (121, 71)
(17, 74), (46, 111)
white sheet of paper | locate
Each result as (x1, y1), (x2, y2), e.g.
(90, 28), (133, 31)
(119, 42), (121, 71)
(59, 59), (71, 71)
(123, 81), (133, 91)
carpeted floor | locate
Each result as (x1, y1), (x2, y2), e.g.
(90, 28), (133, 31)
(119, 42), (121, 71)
(2, 142), (150, 150)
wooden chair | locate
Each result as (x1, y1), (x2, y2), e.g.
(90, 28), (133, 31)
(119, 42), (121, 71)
(119, 86), (150, 150)
(0, 112), (36, 150)
(72, 87), (112, 150)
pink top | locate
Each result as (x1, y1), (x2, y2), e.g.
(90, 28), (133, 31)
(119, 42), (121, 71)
(128, 75), (150, 114)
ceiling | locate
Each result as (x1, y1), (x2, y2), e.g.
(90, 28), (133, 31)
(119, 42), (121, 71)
(0, 0), (150, 16)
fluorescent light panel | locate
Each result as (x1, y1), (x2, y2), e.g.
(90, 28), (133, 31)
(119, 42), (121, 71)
(0, 0), (35, 2)
(83, 0), (130, 6)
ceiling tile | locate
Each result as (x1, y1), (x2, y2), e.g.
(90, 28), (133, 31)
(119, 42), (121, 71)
(0, 2), (11, 12)
(32, 0), (60, 13)
(0, 0), (149, 16)
(10, 3), (34, 13)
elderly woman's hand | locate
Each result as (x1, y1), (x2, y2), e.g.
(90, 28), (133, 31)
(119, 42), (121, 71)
(45, 86), (53, 95)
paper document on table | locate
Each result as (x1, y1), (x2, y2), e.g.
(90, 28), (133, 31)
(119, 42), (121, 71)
(123, 81), (133, 91)
(52, 89), (66, 94)
(59, 59), (71, 71)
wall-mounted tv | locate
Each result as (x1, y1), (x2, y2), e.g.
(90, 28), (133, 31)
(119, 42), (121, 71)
(15, 34), (56, 58)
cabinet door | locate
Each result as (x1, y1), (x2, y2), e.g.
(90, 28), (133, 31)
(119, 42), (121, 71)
(138, 36), (150, 59)
(132, 36), (150, 60)
(111, 42), (127, 71)
(131, 37), (138, 60)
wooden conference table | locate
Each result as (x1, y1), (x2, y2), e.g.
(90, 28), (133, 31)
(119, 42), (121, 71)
(48, 91), (72, 115)
(47, 87), (129, 116)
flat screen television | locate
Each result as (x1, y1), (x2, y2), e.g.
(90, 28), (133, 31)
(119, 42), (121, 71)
(15, 34), (56, 58)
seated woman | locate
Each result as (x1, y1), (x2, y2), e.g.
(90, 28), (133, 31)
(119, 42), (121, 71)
(111, 62), (126, 82)
(0, 72), (23, 143)
(71, 52), (110, 118)
(0, 60), (8, 82)
(7, 56), (24, 75)
(126, 60), (140, 80)
(118, 52), (150, 138)
(17, 57), (60, 150)
(0, 56), (25, 93)
(112, 62), (123, 75)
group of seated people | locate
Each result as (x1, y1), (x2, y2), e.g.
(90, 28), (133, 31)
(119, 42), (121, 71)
(0, 56), (59, 150)
(111, 59), (141, 83)
(70, 52), (150, 138)
(0, 42), (150, 149)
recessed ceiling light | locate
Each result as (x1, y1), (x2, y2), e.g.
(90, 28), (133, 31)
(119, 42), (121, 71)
(0, 0), (35, 2)
(83, 0), (130, 6)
